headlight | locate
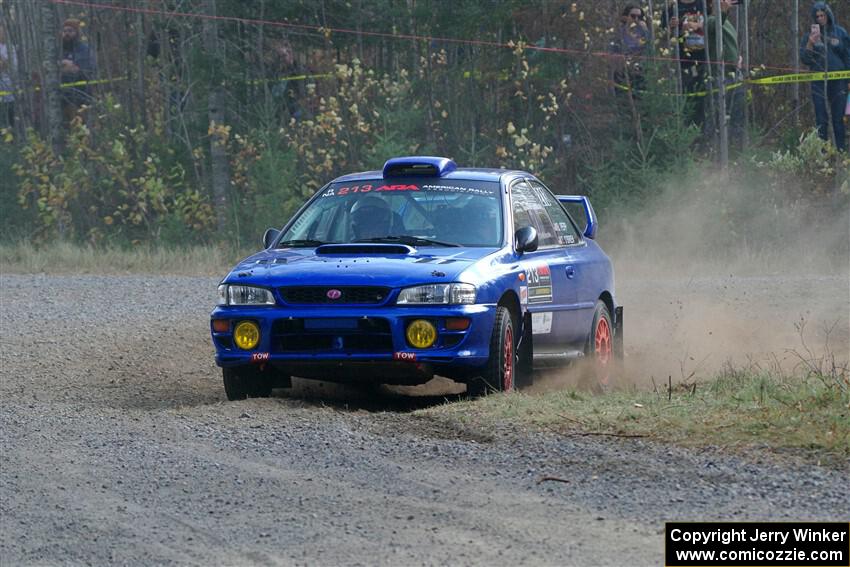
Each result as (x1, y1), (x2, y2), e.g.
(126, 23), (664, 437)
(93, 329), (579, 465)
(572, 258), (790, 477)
(397, 283), (476, 305)
(217, 284), (276, 306)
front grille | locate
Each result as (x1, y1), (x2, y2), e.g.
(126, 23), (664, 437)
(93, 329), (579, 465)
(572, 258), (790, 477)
(272, 318), (393, 353)
(280, 286), (390, 305)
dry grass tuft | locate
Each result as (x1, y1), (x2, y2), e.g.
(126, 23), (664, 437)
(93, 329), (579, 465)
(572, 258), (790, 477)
(0, 242), (248, 275)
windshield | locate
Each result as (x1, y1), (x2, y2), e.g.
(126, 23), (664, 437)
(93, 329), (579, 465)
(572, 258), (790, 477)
(277, 179), (504, 247)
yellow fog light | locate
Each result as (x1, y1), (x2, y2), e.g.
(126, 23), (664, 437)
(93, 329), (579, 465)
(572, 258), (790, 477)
(406, 319), (437, 349)
(233, 321), (260, 350)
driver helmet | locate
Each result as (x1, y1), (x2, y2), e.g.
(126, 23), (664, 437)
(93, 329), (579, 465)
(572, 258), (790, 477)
(350, 196), (393, 240)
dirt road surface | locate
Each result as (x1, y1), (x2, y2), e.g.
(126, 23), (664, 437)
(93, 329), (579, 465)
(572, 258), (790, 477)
(1, 273), (848, 566)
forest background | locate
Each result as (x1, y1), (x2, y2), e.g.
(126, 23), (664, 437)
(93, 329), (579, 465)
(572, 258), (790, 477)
(0, 0), (847, 265)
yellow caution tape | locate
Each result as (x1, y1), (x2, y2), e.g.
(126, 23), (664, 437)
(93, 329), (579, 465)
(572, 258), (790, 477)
(246, 72), (332, 86)
(748, 69), (850, 85)
(3, 68), (846, 99)
(0, 76), (127, 97)
(0, 72), (332, 97)
(614, 69), (850, 97)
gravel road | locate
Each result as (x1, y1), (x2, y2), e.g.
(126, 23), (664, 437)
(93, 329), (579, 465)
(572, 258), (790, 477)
(1, 273), (848, 566)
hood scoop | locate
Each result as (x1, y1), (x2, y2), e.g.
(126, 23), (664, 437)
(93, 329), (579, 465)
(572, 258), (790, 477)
(316, 243), (414, 256)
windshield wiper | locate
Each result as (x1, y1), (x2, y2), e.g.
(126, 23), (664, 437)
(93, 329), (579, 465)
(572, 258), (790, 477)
(354, 235), (460, 247)
(275, 239), (327, 248)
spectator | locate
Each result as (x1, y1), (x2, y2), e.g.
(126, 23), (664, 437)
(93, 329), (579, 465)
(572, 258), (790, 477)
(706, 0), (745, 150)
(800, 2), (850, 152)
(662, 0), (708, 126)
(612, 4), (651, 96)
(266, 38), (307, 122)
(0, 24), (15, 128)
(60, 18), (96, 124)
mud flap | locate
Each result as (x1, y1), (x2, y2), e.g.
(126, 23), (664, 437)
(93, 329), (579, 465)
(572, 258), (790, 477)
(612, 306), (625, 383)
(516, 312), (534, 388)
(613, 306), (624, 359)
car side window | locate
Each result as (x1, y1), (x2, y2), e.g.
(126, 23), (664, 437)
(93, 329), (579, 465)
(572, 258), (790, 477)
(510, 180), (535, 234)
(528, 180), (582, 245)
(511, 180), (560, 248)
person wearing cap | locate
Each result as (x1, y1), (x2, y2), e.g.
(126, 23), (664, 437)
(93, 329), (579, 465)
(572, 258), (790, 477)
(60, 18), (96, 123)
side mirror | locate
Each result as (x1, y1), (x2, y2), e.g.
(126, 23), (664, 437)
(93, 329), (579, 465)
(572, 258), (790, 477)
(515, 226), (538, 253)
(263, 228), (280, 249)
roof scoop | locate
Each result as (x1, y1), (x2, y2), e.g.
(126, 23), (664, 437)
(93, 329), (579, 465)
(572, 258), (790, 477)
(382, 156), (457, 178)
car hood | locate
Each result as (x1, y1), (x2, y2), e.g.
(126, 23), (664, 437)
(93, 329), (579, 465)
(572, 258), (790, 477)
(223, 245), (499, 288)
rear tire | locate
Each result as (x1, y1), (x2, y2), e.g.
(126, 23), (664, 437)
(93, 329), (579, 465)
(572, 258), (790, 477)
(467, 306), (516, 396)
(222, 367), (274, 401)
(581, 301), (614, 393)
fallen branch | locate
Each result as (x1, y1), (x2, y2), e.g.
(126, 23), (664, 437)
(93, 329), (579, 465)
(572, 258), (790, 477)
(557, 413), (588, 426)
(565, 431), (649, 439)
(536, 475), (570, 485)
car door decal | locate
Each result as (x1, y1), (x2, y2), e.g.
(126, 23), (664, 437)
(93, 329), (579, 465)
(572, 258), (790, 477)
(531, 312), (553, 334)
(526, 262), (553, 304)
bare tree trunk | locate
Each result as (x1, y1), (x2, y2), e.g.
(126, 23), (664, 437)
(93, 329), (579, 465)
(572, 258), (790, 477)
(792, 0), (799, 124)
(741, 0), (749, 150)
(124, 10), (136, 127)
(702, 1), (717, 157)
(203, 0), (229, 232)
(40, 1), (61, 154)
(714, 8), (728, 169)
(672, 2), (682, 96)
(135, 9), (146, 129)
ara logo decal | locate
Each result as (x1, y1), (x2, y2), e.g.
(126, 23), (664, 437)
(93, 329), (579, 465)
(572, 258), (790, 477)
(393, 352), (417, 361)
(250, 352), (270, 362)
(326, 289), (342, 300)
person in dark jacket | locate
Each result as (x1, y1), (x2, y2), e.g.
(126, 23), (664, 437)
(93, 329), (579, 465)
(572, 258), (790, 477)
(60, 18), (96, 124)
(800, 2), (850, 151)
(611, 4), (651, 97)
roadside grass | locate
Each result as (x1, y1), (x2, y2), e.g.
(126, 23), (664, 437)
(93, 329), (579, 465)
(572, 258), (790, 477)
(0, 241), (248, 275)
(423, 362), (850, 466)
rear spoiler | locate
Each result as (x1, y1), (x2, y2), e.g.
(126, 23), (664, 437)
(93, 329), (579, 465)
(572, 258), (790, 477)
(557, 195), (597, 240)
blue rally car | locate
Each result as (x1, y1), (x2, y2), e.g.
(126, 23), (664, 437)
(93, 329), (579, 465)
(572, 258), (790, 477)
(210, 156), (622, 400)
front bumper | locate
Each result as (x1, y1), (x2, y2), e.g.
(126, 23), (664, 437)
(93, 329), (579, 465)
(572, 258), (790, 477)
(210, 303), (496, 383)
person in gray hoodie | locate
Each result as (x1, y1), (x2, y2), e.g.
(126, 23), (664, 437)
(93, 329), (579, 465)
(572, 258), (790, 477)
(800, 2), (850, 151)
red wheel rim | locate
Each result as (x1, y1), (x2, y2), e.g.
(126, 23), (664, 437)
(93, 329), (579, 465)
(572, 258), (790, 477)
(594, 317), (612, 386)
(503, 325), (514, 391)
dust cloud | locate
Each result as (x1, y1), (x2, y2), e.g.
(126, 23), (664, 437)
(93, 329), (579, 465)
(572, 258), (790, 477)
(535, 167), (850, 392)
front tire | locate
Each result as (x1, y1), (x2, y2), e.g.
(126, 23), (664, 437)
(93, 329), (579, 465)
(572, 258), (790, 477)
(467, 306), (516, 396)
(222, 367), (274, 401)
